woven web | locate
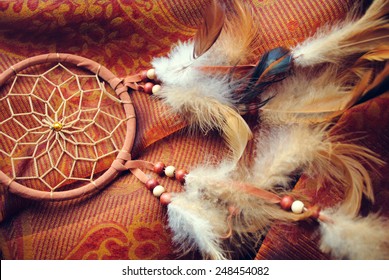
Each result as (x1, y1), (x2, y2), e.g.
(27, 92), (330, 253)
(0, 62), (128, 193)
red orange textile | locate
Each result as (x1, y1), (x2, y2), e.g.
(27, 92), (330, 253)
(2, 0), (384, 260)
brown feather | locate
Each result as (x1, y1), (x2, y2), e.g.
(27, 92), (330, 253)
(216, 103), (253, 162)
(312, 137), (384, 216)
(193, 0), (225, 58)
(214, 0), (260, 65)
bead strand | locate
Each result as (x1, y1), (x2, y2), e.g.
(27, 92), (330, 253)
(279, 195), (321, 219)
(140, 68), (162, 95)
(145, 161), (188, 206)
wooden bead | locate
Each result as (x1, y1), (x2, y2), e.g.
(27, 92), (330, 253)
(152, 84), (161, 94)
(146, 68), (156, 80)
(248, 104), (258, 116)
(152, 185), (166, 197)
(280, 195), (294, 210)
(291, 200), (305, 214)
(160, 192), (172, 205)
(144, 82), (154, 94)
(145, 178), (159, 190)
(175, 169), (187, 183)
(141, 70), (148, 81)
(308, 206), (321, 219)
(153, 162), (165, 175)
(164, 165), (176, 178)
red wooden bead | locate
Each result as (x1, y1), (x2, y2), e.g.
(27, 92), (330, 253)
(143, 82), (154, 94)
(153, 162), (165, 175)
(141, 70), (148, 81)
(280, 195), (294, 210)
(145, 178), (159, 190)
(160, 192), (172, 205)
(175, 169), (187, 183)
(309, 206), (321, 219)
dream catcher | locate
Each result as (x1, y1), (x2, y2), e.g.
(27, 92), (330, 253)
(0, 53), (185, 201)
(1, 0), (389, 260)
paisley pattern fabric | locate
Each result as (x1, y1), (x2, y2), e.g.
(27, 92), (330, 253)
(2, 0), (385, 260)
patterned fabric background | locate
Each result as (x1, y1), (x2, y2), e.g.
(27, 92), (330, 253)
(1, 0), (387, 260)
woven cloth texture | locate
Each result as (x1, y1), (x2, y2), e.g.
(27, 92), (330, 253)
(2, 0), (387, 260)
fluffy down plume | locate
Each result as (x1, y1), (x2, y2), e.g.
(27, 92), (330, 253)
(167, 194), (228, 260)
(252, 124), (328, 190)
(319, 211), (389, 259)
(292, 0), (389, 67)
(167, 162), (236, 259)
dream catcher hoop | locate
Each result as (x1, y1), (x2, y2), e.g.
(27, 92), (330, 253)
(0, 53), (139, 200)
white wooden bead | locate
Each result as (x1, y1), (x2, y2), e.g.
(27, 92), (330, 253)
(152, 185), (166, 197)
(152, 84), (161, 94)
(146, 68), (156, 80)
(291, 200), (305, 214)
(164, 165), (176, 177)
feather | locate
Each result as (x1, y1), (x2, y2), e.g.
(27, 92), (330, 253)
(260, 58), (388, 124)
(312, 139), (384, 216)
(167, 162), (236, 259)
(222, 108), (253, 161)
(193, 0), (225, 59)
(237, 47), (292, 105)
(153, 81), (252, 161)
(167, 193), (228, 260)
(355, 61), (389, 105)
(260, 67), (350, 124)
(211, 0), (260, 65)
(252, 121), (383, 217)
(151, 1), (260, 162)
(292, 0), (389, 67)
(319, 211), (389, 259)
(252, 124), (328, 190)
(171, 161), (308, 259)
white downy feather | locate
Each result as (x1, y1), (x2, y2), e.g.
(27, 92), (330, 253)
(319, 210), (389, 259)
(167, 194), (228, 260)
(152, 41), (252, 162)
(167, 162), (236, 260)
(252, 124), (327, 190)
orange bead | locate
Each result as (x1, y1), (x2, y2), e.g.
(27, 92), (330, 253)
(153, 162), (165, 175)
(175, 169), (187, 183)
(145, 178), (159, 190)
(280, 195), (294, 210)
(144, 82), (154, 94)
(309, 206), (321, 219)
(160, 192), (172, 205)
